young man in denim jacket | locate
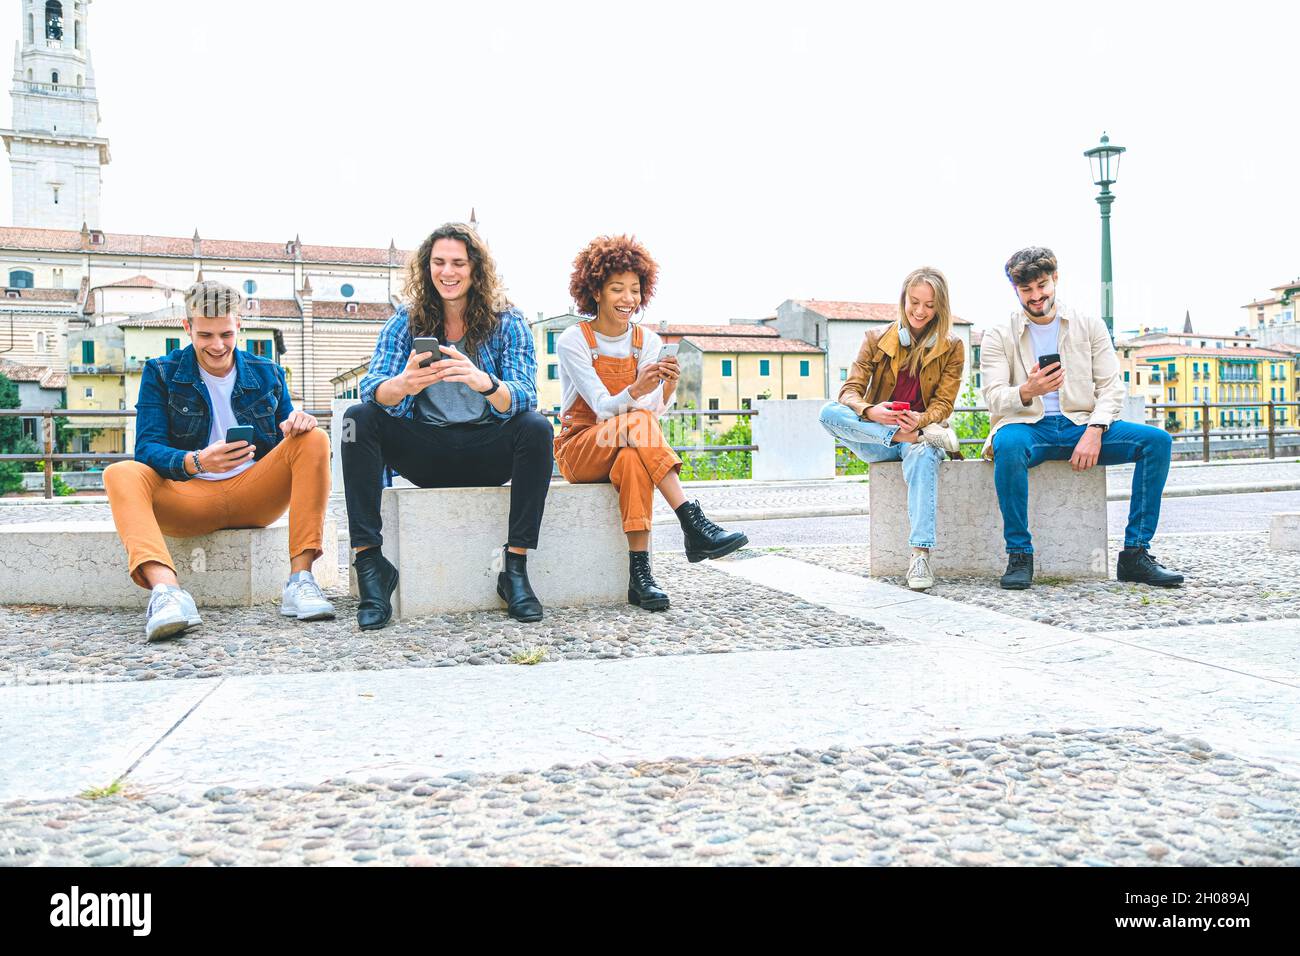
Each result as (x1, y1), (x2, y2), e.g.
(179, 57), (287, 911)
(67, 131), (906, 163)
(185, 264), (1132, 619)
(103, 281), (334, 641)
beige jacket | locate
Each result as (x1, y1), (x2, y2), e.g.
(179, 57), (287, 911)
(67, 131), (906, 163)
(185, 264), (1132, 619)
(979, 306), (1126, 458)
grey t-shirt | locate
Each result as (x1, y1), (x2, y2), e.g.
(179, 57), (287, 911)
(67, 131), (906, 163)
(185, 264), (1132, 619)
(413, 337), (494, 427)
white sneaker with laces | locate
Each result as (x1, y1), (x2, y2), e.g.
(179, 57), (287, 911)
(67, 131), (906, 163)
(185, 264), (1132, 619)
(906, 552), (935, 590)
(920, 422), (961, 454)
(281, 571), (336, 621)
(145, 584), (200, 642)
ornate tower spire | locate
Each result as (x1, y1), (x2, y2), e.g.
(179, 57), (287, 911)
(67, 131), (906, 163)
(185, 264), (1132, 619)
(1, 0), (111, 228)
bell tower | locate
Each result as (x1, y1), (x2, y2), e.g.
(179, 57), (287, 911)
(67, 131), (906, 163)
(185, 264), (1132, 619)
(1, 0), (110, 228)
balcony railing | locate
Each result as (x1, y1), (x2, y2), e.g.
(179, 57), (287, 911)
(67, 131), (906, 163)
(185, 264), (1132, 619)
(20, 80), (89, 99)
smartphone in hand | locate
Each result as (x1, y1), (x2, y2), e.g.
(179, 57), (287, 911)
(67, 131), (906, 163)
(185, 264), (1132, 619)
(1037, 353), (1061, 371)
(225, 425), (255, 446)
(890, 401), (911, 411)
(656, 343), (680, 362)
(413, 337), (442, 369)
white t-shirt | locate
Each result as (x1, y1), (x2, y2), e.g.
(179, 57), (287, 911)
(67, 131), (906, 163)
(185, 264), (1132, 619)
(556, 323), (675, 420)
(196, 365), (255, 481)
(1026, 313), (1062, 415)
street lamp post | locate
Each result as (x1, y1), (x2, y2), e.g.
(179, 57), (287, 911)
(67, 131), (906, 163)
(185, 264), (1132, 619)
(1084, 133), (1126, 337)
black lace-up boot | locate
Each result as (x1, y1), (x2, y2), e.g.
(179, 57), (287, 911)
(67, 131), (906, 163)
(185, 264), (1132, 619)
(1117, 548), (1184, 587)
(675, 500), (749, 563)
(1000, 552), (1033, 590)
(628, 550), (670, 611)
(354, 547), (399, 631)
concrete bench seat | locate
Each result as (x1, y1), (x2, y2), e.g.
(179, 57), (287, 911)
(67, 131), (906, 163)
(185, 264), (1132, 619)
(869, 459), (1107, 579)
(0, 517), (338, 607)
(1270, 513), (1300, 552)
(348, 483), (632, 618)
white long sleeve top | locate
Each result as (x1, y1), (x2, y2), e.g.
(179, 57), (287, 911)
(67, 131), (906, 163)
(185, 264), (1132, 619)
(556, 323), (675, 420)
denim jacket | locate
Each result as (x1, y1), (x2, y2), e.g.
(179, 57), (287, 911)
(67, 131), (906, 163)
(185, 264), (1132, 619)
(134, 345), (293, 481)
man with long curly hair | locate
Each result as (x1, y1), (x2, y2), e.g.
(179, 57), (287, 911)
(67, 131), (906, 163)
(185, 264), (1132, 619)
(555, 235), (748, 611)
(342, 223), (553, 628)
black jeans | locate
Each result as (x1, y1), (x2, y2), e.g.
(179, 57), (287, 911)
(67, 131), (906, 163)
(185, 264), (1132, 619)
(342, 402), (554, 551)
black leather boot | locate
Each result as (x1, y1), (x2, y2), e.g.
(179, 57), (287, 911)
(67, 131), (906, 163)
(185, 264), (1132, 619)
(628, 551), (670, 611)
(1117, 548), (1184, 587)
(1000, 552), (1033, 590)
(496, 548), (543, 622)
(354, 547), (399, 631)
(675, 500), (748, 563)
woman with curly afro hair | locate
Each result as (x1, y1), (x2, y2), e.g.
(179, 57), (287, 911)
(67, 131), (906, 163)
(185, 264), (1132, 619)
(554, 235), (748, 612)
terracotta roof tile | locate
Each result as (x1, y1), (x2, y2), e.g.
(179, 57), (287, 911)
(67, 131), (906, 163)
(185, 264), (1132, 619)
(100, 274), (169, 289)
(0, 359), (47, 382)
(1134, 345), (1292, 359)
(0, 225), (412, 267)
(0, 286), (79, 302)
(41, 369), (66, 389)
(796, 299), (972, 325)
(311, 301), (395, 320)
(242, 298), (302, 318)
(680, 336), (824, 354)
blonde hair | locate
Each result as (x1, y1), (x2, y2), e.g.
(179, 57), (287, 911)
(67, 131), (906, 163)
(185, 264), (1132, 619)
(184, 280), (243, 321)
(897, 267), (953, 376)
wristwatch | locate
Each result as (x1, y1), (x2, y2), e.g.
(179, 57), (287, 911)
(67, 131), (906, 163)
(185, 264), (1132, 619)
(1087, 423), (1109, 433)
(477, 372), (501, 396)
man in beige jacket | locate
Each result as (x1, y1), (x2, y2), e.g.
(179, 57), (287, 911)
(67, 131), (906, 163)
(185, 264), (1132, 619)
(981, 247), (1183, 590)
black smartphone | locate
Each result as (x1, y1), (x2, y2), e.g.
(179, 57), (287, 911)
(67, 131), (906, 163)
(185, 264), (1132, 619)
(225, 425), (255, 446)
(413, 337), (442, 369)
(1037, 353), (1061, 371)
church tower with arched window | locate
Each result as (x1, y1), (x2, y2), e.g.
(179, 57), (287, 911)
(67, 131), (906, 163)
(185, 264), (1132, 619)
(1, 0), (110, 228)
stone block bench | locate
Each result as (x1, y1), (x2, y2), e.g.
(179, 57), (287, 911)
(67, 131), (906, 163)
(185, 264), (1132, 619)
(1270, 513), (1300, 552)
(868, 459), (1107, 579)
(348, 483), (631, 618)
(0, 517), (338, 607)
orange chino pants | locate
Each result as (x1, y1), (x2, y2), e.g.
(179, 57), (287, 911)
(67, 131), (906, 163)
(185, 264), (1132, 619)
(103, 429), (331, 588)
(556, 409), (682, 533)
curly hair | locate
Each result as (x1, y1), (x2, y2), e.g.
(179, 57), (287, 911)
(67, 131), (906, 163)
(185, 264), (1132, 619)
(1004, 246), (1058, 285)
(569, 235), (659, 317)
(403, 223), (511, 356)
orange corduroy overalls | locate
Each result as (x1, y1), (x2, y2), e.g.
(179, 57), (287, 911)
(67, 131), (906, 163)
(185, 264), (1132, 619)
(554, 322), (682, 533)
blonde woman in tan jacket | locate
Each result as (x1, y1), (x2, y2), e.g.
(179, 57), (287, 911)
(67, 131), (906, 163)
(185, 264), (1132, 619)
(818, 267), (965, 590)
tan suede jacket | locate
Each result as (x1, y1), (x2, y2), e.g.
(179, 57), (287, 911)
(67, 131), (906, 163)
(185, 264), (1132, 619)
(837, 324), (966, 428)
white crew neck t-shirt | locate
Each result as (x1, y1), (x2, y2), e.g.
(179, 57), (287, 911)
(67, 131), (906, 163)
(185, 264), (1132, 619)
(1026, 313), (1062, 416)
(196, 365), (255, 481)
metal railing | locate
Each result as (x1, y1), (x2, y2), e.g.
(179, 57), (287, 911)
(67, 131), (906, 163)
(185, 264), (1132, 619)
(0, 405), (762, 497)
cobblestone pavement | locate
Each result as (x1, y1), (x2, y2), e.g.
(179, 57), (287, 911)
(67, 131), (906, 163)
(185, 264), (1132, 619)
(788, 533), (1300, 632)
(2, 730), (1296, 867)
(0, 556), (892, 687)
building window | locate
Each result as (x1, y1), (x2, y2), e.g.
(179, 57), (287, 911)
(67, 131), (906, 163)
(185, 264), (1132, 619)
(1167, 387), (1175, 401)
(81, 340), (94, 364)
(51, 70), (59, 85)
(46, 2), (63, 41)
(8, 270), (34, 289)
(839, 368), (848, 382)
(786, 393), (797, 400)
(759, 359), (770, 376)
(52, 185), (59, 205)
(799, 360), (810, 377)
(708, 397), (720, 423)
(1136, 372), (1141, 385)
(36, 332), (46, 352)
(340, 283), (355, 298)
(52, 267), (63, 288)
(249, 340), (271, 358)
(547, 364), (558, 380)
(84, 386), (93, 398)
(975, 372), (981, 387)
(243, 280), (257, 295)
(74, 18), (80, 50)
(740, 398), (752, 410)
(344, 302), (359, 315)
(721, 359), (732, 377)
(1123, 371), (1130, 382)
(165, 337), (180, 353)
(546, 330), (559, 355)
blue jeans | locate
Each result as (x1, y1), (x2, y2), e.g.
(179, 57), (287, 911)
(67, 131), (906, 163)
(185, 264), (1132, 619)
(991, 414), (1172, 554)
(819, 401), (943, 549)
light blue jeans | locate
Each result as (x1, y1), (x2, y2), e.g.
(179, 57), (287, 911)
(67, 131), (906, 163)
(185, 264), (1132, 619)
(819, 401), (943, 549)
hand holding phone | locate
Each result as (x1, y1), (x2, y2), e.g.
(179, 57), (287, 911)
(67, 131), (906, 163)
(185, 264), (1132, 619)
(225, 425), (255, 446)
(890, 401), (911, 411)
(413, 337), (442, 369)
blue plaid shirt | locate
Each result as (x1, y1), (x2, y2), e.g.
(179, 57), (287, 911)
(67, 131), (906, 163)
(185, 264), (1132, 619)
(359, 305), (538, 420)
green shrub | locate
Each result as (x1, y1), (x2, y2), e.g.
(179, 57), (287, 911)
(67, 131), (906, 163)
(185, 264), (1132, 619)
(0, 460), (23, 495)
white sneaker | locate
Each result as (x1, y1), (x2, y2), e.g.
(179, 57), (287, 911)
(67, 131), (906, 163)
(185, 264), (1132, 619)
(146, 585), (201, 642)
(920, 422), (961, 454)
(906, 552), (935, 590)
(281, 571), (336, 621)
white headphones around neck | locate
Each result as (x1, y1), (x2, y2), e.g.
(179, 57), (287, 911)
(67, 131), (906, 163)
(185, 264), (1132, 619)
(898, 320), (937, 349)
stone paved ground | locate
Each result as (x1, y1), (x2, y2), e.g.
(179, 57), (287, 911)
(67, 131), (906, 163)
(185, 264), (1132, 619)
(789, 533), (1300, 632)
(3, 730), (1296, 867)
(0, 555), (892, 686)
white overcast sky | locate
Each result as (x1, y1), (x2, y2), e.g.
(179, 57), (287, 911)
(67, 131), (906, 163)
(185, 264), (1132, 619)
(3, 1), (1297, 336)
